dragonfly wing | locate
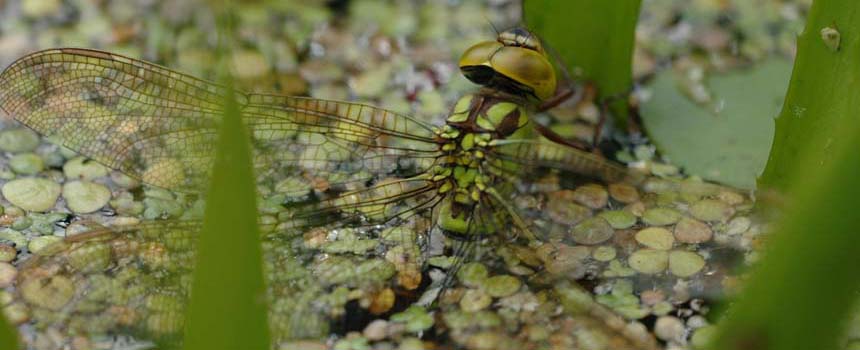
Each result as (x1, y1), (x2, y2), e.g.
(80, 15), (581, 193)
(15, 221), (201, 346)
(0, 48), (443, 195)
(465, 145), (662, 349)
(0, 48), (230, 192)
(0, 48), (449, 346)
(553, 281), (662, 350)
(14, 218), (338, 346)
(243, 94), (441, 197)
(428, 190), (661, 350)
(283, 177), (443, 233)
(12, 176), (445, 347)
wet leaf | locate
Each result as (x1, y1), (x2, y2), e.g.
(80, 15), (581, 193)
(640, 59), (792, 189)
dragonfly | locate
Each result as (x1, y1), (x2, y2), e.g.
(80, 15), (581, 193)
(0, 27), (657, 349)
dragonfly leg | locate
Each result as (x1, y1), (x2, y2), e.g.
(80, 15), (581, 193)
(536, 82), (602, 153)
(541, 81), (643, 151)
(485, 187), (538, 243)
(532, 121), (594, 153)
(537, 85), (578, 112)
(595, 86), (643, 147)
(594, 98), (609, 149)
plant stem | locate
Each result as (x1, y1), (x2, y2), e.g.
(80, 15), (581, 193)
(524, 0), (642, 129)
(758, 0), (860, 191)
(712, 2), (860, 349)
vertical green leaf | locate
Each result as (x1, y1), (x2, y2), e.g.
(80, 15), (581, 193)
(758, 1), (860, 190)
(0, 312), (18, 350)
(524, 0), (641, 128)
(182, 4), (269, 349)
(712, 2), (860, 349)
(709, 118), (860, 350)
(182, 81), (270, 350)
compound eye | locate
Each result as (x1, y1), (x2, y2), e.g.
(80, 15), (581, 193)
(489, 46), (557, 100)
(458, 41), (503, 71)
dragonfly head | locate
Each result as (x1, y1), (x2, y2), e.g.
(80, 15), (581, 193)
(458, 27), (557, 101)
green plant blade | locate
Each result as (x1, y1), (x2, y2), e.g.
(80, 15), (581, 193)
(711, 1), (860, 349)
(758, 0), (860, 190)
(708, 117), (860, 350)
(182, 4), (269, 349)
(182, 79), (270, 350)
(0, 312), (18, 350)
(524, 0), (641, 128)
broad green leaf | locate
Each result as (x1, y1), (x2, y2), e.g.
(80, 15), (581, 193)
(710, 1), (860, 350)
(708, 100), (860, 350)
(525, 0), (641, 128)
(758, 1), (860, 191)
(640, 59), (792, 189)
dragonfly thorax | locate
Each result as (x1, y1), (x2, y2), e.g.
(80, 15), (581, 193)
(428, 93), (534, 236)
(442, 94), (530, 138)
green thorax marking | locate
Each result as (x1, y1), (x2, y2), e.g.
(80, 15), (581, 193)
(431, 93), (534, 235)
(445, 94), (529, 138)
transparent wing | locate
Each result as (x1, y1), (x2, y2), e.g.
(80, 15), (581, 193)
(12, 175), (446, 348)
(0, 48), (442, 194)
(431, 193), (661, 350)
(245, 94), (442, 197)
(14, 219), (338, 347)
(0, 48), (448, 347)
(0, 48), (230, 191)
(487, 144), (744, 349)
(14, 221), (200, 346)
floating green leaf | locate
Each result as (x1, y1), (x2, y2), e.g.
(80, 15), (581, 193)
(640, 59), (791, 189)
(708, 108), (860, 350)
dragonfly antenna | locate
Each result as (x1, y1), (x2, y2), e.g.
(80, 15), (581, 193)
(485, 16), (500, 36)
